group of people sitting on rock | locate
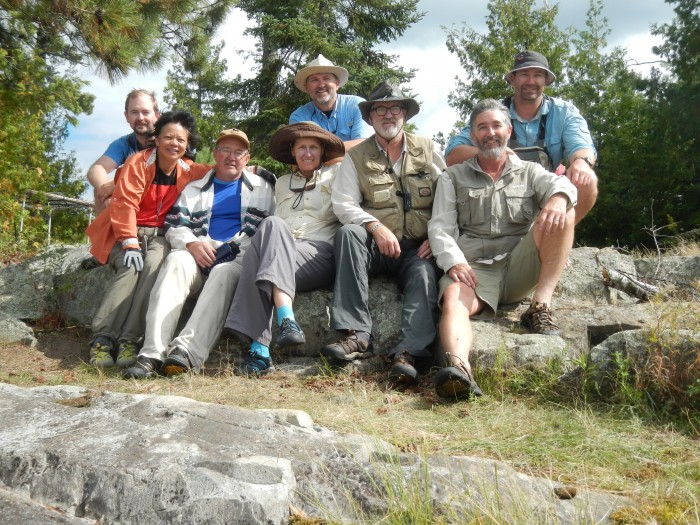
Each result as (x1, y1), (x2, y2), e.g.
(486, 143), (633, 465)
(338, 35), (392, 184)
(84, 50), (598, 400)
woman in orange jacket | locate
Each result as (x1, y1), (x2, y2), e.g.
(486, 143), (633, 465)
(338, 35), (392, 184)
(86, 110), (210, 369)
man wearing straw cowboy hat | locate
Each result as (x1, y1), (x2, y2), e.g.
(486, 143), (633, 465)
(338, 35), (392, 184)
(322, 81), (446, 386)
(290, 54), (373, 149)
(445, 50), (597, 224)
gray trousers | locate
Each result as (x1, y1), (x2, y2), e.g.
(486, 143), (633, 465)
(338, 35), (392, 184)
(330, 224), (439, 358)
(91, 233), (170, 345)
(225, 216), (335, 346)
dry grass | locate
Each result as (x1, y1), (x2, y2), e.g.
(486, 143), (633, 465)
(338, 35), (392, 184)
(2, 328), (700, 524)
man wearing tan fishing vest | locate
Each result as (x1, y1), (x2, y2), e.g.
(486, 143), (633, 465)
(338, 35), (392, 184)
(322, 81), (446, 386)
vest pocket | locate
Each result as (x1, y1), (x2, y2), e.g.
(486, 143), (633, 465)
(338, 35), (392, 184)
(367, 173), (395, 209)
(457, 188), (486, 226)
(504, 188), (535, 224)
(406, 173), (434, 210)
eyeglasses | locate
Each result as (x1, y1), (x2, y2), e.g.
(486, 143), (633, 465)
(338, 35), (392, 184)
(371, 105), (405, 116)
(217, 147), (249, 159)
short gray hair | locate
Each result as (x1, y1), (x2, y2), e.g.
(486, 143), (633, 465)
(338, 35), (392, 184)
(468, 99), (510, 130)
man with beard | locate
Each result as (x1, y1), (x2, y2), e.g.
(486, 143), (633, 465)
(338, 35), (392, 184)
(289, 54), (372, 149)
(87, 89), (161, 214)
(428, 99), (577, 400)
(322, 81), (446, 386)
(445, 51), (597, 224)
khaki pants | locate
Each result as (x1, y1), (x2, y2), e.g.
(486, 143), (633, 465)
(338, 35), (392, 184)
(139, 249), (243, 372)
(91, 233), (170, 345)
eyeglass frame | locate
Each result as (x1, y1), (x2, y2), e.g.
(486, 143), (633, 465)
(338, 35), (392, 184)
(370, 105), (406, 116)
(216, 146), (249, 159)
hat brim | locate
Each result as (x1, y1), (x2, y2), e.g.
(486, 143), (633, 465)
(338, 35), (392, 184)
(358, 98), (420, 124)
(268, 123), (346, 165)
(294, 66), (349, 92)
(505, 65), (556, 86)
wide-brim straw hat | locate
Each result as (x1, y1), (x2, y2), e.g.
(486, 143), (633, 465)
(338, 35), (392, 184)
(504, 50), (556, 86)
(268, 122), (346, 165)
(294, 54), (349, 92)
(358, 81), (420, 124)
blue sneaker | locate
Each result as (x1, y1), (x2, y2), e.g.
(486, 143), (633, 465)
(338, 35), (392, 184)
(235, 352), (273, 377)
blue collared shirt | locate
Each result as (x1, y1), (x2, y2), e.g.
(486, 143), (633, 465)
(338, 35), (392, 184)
(445, 96), (596, 166)
(289, 94), (373, 141)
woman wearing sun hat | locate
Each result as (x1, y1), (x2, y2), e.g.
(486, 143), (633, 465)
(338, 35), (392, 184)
(224, 121), (345, 376)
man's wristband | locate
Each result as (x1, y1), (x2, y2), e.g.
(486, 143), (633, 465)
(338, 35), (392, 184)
(368, 223), (381, 234)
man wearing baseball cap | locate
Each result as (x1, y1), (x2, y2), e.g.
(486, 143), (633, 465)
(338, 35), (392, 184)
(445, 50), (598, 224)
(322, 81), (446, 386)
(289, 54), (373, 149)
(122, 128), (276, 379)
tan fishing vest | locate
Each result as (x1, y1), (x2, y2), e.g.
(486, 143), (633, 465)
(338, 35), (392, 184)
(347, 133), (435, 240)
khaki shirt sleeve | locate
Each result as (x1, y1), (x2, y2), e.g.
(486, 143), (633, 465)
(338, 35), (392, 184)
(428, 171), (468, 272)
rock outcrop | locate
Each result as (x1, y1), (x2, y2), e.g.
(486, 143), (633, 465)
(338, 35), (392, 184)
(0, 244), (698, 523)
(0, 383), (628, 524)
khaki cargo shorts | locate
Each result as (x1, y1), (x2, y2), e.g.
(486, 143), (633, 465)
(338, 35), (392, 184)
(438, 228), (540, 319)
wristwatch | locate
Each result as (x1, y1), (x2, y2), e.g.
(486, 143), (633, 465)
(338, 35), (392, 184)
(575, 155), (595, 168)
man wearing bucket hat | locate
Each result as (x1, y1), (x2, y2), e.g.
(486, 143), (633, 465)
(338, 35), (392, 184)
(445, 50), (598, 224)
(429, 99), (577, 400)
(224, 122), (345, 376)
(289, 54), (373, 149)
(322, 81), (446, 386)
(122, 128), (276, 379)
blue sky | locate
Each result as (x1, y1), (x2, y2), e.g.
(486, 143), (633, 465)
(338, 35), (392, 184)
(64, 0), (675, 200)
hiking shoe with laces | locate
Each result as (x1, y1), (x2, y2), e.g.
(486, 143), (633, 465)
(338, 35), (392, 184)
(388, 351), (418, 385)
(321, 332), (373, 362)
(276, 318), (306, 348)
(162, 347), (193, 377)
(122, 356), (162, 379)
(434, 356), (483, 400)
(89, 337), (115, 368)
(235, 352), (273, 377)
(115, 341), (139, 368)
(520, 302), (561, 336)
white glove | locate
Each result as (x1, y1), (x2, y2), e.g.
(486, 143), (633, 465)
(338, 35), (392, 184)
(123, 249), (143, 272)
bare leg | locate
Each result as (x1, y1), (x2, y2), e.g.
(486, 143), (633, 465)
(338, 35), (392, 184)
(272, 286), (293, 309)
(572, 178), (598, 224)
(532, 208), (575, 304)
(435, 281), (485, 399)
(439, 282), (484, 370)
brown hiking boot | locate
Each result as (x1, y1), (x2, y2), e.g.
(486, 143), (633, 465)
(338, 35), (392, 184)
(520, 302), (561, 336)
(321, 332), (373, 362)
(434, 355), (483, 399)
(388, 351), (418, 385)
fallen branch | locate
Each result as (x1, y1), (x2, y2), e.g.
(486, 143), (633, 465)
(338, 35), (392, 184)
(602, 268), (659, 301)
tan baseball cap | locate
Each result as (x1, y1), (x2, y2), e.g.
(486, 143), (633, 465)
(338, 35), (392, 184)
(215, 128), (250, 149)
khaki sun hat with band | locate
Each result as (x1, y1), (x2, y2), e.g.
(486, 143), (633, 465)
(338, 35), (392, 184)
(294, 54), (349, 93)
(268, 122), (346, 165)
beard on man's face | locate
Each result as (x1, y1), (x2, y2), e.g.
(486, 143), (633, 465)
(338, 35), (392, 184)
(477, 135), (507, 159)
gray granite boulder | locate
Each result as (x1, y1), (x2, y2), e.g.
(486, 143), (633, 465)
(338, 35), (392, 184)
(0, 383), (630, 524)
